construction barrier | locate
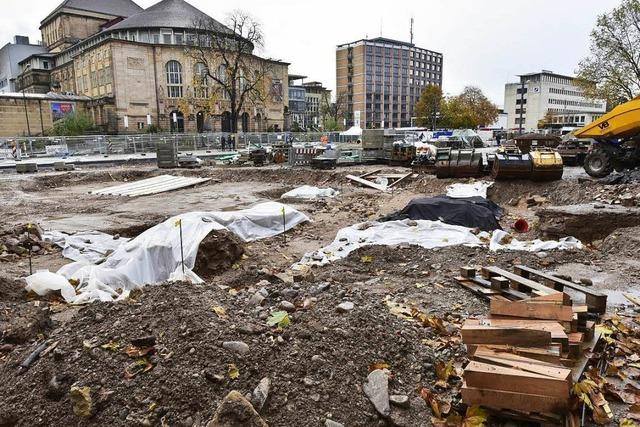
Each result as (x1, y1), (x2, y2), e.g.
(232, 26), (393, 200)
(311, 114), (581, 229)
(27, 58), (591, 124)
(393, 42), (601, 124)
(288, 147), (324, 167)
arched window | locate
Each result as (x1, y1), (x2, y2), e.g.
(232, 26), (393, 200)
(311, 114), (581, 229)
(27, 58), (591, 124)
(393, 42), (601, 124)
(166, 60), (183, 98)
(193, 62), (208, 98)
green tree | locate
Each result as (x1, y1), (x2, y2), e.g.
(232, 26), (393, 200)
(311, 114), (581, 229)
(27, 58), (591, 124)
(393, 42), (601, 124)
(50, 112), (94, 136)
(576, 0), (640, 108)
(321, 92), (346, 130)
(414, 84), (443, 130)
(439, 86), (498, 129)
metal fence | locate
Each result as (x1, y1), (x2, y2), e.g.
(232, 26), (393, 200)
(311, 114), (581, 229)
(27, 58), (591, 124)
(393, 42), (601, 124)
(0, 132), (360, 160)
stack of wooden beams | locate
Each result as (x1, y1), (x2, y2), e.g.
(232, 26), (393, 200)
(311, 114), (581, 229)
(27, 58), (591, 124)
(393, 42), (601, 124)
(455, 265), (607, 421)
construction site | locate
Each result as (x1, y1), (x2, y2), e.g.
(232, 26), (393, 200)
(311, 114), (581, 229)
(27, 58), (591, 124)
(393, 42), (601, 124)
(1, 104), (640, 427)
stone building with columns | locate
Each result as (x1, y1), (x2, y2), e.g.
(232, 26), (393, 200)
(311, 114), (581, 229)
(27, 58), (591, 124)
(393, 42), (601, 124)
(14, 0), (289, 135)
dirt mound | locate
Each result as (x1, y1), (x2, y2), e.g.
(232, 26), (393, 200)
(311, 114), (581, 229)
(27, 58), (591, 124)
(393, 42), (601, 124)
(0, 302), (51, 344)
(600, 226), (640, 256)
(0, 274), (27, 303)
(26, 168), (159, 191)
(194, 231), (245, 279)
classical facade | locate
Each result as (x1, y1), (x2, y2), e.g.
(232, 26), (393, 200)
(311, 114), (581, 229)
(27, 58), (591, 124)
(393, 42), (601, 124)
(14, 0), (289, 134)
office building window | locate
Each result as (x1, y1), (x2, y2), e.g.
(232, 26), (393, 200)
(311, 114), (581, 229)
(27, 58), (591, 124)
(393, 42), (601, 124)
(166, 60), (183, 98)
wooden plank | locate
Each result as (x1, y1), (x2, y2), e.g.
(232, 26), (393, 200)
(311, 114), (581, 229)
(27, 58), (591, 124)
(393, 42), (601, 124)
(460, 267), (476, 278)
(470, 354), (572, 380)
(480, 318), (569, 351)
(490, 276), (510, 291)
(358, 169), (382, 179)
(462, 383), (569, 413)
(571, 332), (602, 383)
(469, 345), (562, 365)
(515, 265), (607, 313)
(482, 266), (558, 297)
(461, 320), (552, 347)
(464, 276), (530, 301)
(464, 361), (570, 398)
(387, 172), (413, 188)
(345, 174), (388, 192)
(489, 298), (574, 322)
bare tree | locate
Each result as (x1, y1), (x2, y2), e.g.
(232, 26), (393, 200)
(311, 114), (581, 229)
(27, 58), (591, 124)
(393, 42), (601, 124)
(187, 10), (276, 132)
(321, 92), (347, 130)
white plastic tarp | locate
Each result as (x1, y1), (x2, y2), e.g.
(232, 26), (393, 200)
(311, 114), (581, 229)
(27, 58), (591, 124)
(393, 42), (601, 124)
(44, 230), (130, 264)
(295, 219), (583, 268)
(28, 202), (309, 304)
(489, 230), (583, 252)
(281, 186), (338, 200)
(296, 220), (483, 267)
(446, 181), (493, 199)
(340, 126), (363, 136)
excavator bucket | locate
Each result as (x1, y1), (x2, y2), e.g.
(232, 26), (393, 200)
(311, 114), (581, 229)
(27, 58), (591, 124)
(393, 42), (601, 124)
(436, 148), (483, 178)
(530, 149), (563, 181)
(491, 151), (533, 180)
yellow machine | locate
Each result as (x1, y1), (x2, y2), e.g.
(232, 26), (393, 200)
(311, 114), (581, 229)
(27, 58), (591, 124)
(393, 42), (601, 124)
(574, 96), (640, 177)
(530, 149), (563, 181)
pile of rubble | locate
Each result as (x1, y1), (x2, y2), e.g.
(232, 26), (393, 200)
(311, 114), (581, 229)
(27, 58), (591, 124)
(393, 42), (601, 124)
(0, 224), (53, 260)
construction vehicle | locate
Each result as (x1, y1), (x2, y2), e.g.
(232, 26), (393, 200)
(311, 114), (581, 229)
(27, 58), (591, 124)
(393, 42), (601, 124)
(492, 144), (563, 181)
(574, 96), (640, 177)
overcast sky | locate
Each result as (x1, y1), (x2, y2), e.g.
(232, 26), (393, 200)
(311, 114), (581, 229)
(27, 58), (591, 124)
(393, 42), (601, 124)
(1, 0), (621, 107)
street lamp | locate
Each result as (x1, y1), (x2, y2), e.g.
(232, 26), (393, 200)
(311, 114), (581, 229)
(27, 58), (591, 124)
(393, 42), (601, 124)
(11, 77), (31, 137)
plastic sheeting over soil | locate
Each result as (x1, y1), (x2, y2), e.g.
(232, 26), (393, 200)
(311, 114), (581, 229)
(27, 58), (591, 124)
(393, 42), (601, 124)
(296, 219), (583, 267)
(27, 202), (309, 304)
(446, 181), (493, 199)
(44, 231), (130, 264)
(280, 185), (339, 199)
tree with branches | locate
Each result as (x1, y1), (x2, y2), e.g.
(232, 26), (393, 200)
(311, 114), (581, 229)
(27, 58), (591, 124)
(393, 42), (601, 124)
(187, 10), (276, 132)
(576, 0), (640, 108)
(439, 86), (498, 129)
(321, 92), (347, 131)
(414, 84), (443, 130)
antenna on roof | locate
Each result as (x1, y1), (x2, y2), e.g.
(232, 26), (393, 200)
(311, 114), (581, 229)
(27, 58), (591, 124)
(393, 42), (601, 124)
(380, 18), (383, 37)
(410, 17), (414, 44)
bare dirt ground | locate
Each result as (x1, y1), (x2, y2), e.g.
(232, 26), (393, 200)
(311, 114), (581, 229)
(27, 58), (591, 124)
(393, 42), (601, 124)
(1, 164), (640, 426)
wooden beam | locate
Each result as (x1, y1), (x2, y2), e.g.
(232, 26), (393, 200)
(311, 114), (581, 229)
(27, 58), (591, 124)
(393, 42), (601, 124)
(482, 266), (559, 297)
(462, 383), (569, 414)
(464, 361), (570, 398)
(489, 297), (574, 322)
(345, 174), (388, 192)
(469, 345), (561, 365)
(514, 265), (607, 313)
(461, 320), (552, 347)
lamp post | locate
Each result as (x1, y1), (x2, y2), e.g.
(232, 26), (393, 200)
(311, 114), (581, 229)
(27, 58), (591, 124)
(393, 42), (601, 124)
(12, 77), (31, 137)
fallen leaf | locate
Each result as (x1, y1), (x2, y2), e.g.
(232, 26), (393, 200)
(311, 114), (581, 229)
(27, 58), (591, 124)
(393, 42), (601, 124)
(463, 405), (488, 427)
(125, 344), (155, 358)
(211, 306), (227, 319)
(69, 386), (92, 418)
(124, 357), (153, 379)
(228, 364), (239, 380)
(435, 360), (455, 388)
(266, 311), (290, 328)
(620, 419), (639, 427)
(361, 255), (373, 264)
(100, 341), (120, 352)
(369, 362), (390, 372)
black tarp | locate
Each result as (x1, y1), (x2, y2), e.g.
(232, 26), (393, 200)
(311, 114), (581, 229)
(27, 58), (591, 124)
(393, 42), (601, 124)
(381, 196), (503, 231)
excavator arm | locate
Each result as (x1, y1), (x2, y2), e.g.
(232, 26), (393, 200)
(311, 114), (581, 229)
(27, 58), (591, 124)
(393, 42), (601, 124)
(574, 96), (640, 140)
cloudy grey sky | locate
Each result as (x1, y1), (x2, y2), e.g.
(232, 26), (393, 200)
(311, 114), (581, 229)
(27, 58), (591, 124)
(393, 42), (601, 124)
(1, 0), (621, 106)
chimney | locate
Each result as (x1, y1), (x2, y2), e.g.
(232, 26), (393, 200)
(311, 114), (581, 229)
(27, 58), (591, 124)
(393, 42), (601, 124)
(14, 35), (30, 45)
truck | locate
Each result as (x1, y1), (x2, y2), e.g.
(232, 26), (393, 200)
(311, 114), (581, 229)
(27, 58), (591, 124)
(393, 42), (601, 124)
(574, 96), (640, 177)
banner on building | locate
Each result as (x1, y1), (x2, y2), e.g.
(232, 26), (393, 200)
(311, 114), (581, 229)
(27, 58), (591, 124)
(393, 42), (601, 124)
(51, 102), (75, 121)
(354, 110), (361, 128)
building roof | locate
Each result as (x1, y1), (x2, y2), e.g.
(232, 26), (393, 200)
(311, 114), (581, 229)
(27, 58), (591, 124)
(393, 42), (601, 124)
(108, 0), (230, 33)
(42, 0), (143, 26)
(336, 37), (442, 55)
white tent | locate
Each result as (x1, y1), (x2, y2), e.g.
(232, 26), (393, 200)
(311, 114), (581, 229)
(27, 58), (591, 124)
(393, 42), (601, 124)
(340, 126), (362, 136)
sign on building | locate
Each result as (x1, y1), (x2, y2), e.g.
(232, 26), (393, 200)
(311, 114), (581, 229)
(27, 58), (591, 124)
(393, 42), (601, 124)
(354, 110), (361, 127)
(51, 102), (75, 121)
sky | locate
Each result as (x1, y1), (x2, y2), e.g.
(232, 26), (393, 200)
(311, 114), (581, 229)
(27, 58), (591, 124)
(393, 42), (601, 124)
(1, 0), (622, 107)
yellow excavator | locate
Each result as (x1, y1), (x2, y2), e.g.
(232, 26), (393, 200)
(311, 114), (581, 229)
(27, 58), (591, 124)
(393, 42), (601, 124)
(574, 96), (640, 177)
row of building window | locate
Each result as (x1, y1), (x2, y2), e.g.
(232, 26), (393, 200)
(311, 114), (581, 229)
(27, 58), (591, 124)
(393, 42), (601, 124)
(549, 87), (583, 97)
(548, 98), (603, 109)
(364, 45), (442, 63)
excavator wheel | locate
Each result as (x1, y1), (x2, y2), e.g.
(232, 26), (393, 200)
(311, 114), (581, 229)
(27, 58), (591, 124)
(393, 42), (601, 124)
(584, 148), (614, 178)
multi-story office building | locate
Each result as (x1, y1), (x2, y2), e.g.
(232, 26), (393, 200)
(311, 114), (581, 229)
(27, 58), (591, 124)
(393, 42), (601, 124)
(288, 74), (307, 130)
(336, 37), (443, 129)
(303, 81), (330, 130)
(504, 70), (607, 131)
(0, 36), (48, 93)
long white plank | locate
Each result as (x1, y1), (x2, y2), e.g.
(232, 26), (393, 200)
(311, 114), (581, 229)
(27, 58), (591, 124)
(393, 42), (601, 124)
(90, 175), (211, 197)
